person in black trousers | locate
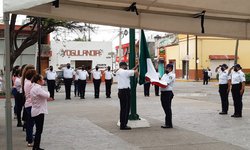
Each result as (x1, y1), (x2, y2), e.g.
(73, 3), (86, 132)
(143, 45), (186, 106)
(61, 63), (74, 100)
(228, 64), (246, 118)
(104, 66), (113, 98)
(154, 69), (160, 96)
(78, 65), (89, 99)
(203, 69), (209, 85)
(215, 64), (229, 115)
(115, 62), (138, 130)
(160, 64), (175, 128)
(45, 66), (57, 100)
(91, 66), (102, 98)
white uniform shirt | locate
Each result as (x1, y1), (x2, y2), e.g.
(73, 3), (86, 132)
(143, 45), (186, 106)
(217, 70), (229, 84)
(46, 70), (57, 80)
(104, 70), (113, 80)
(14, 77), (22, 92)
(78, 70), (89, 80)
(91, 70), (102, 80)
(63, 67), (74, 79)
(208, 70), (212, 77)
(116, 69), (134, 89)
(229, 70), (246, 85)
(30, 83), (50, 117)
(160, 72), (175, 91)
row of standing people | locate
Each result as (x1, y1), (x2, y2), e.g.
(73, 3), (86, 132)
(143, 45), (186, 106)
(52, 63), (114, 100)
(12, 64), (53, 150)
(216, 64), (246, 117)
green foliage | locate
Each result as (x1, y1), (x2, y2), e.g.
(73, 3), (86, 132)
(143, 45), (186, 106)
(245, 73), (250, 84)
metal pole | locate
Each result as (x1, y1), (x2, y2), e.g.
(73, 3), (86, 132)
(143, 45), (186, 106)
(195, 35), (198, 81)
(118, 27), (122, 63)
(234, 39), (239, 65)
(37, 17), (41, 74)
(186, 34), (189, 80)
(4, 12), (13, 150)
(129, 28), (139, 120)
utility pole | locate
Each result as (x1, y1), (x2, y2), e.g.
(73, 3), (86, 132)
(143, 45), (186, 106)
(37, 17), (42, 74)
(195, 35), (198, 81)
(234, 39), (239, 65)
(186, 34), (189, 80)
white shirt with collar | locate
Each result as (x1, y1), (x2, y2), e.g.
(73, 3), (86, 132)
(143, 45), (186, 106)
(91, 70), (102, 80)
(74, 70), (79, 80)
(217, 70), (229, 84)
(30, 83), (50, 117)
(63, 67), (74, 79)
(116, 68), (134, 89)
(78, 70), (89, 80)
(160, 71), (175, 91)
(229, 70), (246, 85)
(14, 77), (22, 92)
(104, 70), (113, 80)
(46, 70), (57, 80)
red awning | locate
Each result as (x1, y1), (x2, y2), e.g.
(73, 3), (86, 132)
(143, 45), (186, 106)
(209, 55), (238, 60)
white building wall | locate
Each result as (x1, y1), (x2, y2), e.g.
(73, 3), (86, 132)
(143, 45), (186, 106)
(50, 41), (113, 70)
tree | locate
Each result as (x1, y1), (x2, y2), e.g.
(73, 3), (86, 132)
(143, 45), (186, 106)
(9, 14), (95, 69)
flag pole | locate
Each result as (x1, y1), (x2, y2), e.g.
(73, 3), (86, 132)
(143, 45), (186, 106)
(129, 28), (139, 120)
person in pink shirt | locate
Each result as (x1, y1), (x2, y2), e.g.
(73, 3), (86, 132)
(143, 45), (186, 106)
(24, 69), (37, 147)
(30, 74), (53, 150)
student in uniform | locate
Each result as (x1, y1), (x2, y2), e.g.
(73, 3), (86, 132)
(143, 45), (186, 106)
(143, 81), (150, 97)
(116, 62), (138, 130)
(45, 66), (57, 100)
(61, 63), (74, 100)
(154, 68), (160, 96)
(91, 66), (102, 98)
(104, 66), (113, 98)
(77, 65), (89, 99)
(160, 64), (175, 128)
(215, 64), (230, 115)
(228, 64), (246, 118)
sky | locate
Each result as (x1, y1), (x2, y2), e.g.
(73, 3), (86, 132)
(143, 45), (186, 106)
(0, 0), (167, 50)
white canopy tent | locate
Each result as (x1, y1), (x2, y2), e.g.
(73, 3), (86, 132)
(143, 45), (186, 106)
(3, 0), (250, 149)
(4, 0), (250, 39)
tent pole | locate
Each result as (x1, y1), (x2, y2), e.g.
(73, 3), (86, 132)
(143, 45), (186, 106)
(4, 12), (13, 150)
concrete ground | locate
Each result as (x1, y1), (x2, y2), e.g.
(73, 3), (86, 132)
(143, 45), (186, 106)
(0, 81), (250, 150)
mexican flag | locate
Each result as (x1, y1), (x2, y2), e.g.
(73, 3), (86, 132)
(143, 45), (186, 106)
(139, 30), (167, 88)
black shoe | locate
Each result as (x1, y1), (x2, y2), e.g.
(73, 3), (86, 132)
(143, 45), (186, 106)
(17, 123), (23, 127)
(155, 94), (159, 96)
(219, 112), (227, 115)
(231, 114), (242, 118)
(161, 125), (173, 129)
(65, 98), (71, 100)
(120, 126), (131, 130)
(33, 148), (44, 150)
(80, 97), (85, 99)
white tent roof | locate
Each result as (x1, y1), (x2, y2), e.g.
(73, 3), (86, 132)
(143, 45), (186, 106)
(4, 0), (250, 39)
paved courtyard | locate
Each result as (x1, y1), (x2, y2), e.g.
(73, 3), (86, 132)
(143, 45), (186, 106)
(0, 81), (250, 150)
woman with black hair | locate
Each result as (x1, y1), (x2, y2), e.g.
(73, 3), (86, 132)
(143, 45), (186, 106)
(30, 74), (53, 150)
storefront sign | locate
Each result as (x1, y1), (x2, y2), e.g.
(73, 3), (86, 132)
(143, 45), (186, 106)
(63, 49), (103, 56)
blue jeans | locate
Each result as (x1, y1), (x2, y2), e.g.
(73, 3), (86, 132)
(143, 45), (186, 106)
(25, 107), (34, 143)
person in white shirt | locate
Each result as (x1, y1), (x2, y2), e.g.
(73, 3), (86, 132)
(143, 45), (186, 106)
(228, 64), (246, 118)
(104, 66), (113, 98)
(160, 64), (175, 128)
(77, 65), (89, 99)
(61, 63), (74, 100)
(207, 68), (212, 81)
(91, 66), (102, 98)
(215, 64), (230, 115)
(74, 68), (80, 97)
(30, 74), (53, 150)
(45, 66), (57, 100)
(13, 69), (24, 127)
(116, 62), (138, 130)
